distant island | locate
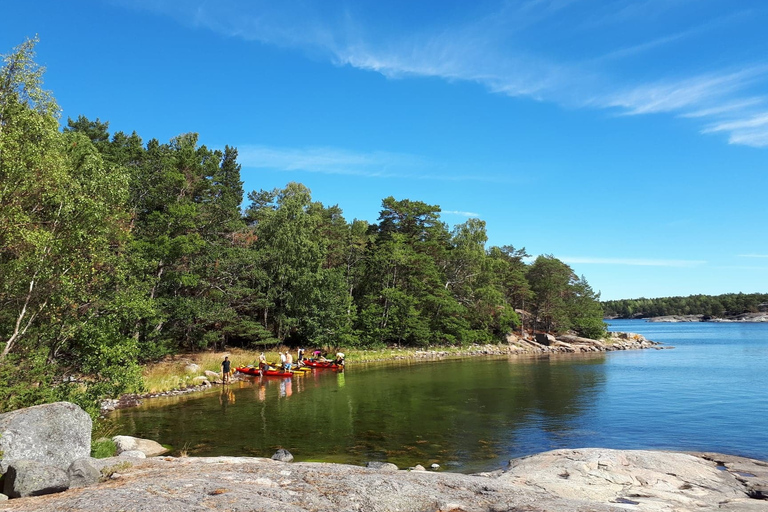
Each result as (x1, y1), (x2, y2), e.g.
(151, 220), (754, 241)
(602, 292), (768, 322)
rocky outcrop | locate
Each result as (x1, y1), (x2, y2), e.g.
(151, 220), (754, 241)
(647, 314), (706, 322)
(711, 312), (768, 323)
(0, 402), (91, 473)
(504, 331), (660, 354)
(502, 448), (766, 511)
(0, 449), (766, 511)
(398, 331), (662, 361)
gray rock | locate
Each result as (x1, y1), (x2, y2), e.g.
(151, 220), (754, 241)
(409, 464), (426, 471)
(501, 448), (750, 511)
(0, 402), (91, 474)
(0, 493), (8, 501)
(204, 370), (222, 383)
(271, 448), (294, 462)
(3, 459), (69, 498)
(67, 458), (101, 488)
(112, 435), (169, 457)
(184, 363), (201, 373)
(118, 450), (147, 459)
(430, 463), (440, 469)
(366, 461), (399, 471)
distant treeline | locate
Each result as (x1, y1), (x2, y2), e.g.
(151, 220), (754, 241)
(0, 39), (606, 415)
(602, 293), (768, 319)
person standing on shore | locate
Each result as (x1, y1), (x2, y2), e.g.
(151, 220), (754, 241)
(280, 351), (287, 370)
(258, 352), (268, 371)
(221, 356), (231, 384)
(285, 351), (293, 371)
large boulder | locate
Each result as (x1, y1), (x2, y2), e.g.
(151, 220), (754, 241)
(2, 459), (69, 498)
(0, 402), (91, 474)
(112, 435), (169, 457)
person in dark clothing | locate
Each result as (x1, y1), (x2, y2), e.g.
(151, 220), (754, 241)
(221, 356), (231, 384)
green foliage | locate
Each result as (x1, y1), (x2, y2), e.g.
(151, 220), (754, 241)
(91, 438), (117, 459)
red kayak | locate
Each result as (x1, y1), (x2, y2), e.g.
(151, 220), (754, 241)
(236, 366), (293, 377)
(301, 359), (343, 369)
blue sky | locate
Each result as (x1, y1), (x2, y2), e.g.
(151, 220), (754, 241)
(3, 0), (767, 301)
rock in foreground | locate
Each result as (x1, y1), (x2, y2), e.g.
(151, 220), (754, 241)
(1, 449), (767, 512)
(0, 402), (91, 474)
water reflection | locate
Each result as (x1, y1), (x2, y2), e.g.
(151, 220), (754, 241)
(109, 355), (607, 472)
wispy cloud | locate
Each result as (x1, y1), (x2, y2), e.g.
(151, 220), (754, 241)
(600, 68), (767, 116)
(237, 145), (419, 177)
(562, 256), (706, 267)
(738, 254), (768, 258)
(237, 145), (510, 182)
(441, 210), (481, 218)
(120, 0), (768, 147)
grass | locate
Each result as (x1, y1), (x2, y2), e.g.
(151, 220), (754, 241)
(91, 438), (117, 459)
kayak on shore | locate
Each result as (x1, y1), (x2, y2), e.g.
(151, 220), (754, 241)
(302, 359), (343, 370)
(235, 366), (294, 377)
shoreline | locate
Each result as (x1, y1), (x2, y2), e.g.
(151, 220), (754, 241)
(101, 331), (662, 414)
(608, 312), (768, 323)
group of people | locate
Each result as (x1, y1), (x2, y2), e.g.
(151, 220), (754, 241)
(309, 349), (345, 365)
(221, 347), (346, 381)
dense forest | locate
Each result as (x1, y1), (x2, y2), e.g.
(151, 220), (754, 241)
(602, 293), (768, 319)
(0, 39), (605, 415)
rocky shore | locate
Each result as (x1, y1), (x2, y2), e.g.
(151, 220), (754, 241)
(647, 312), (768, 322)
(3, 441), (768, 511)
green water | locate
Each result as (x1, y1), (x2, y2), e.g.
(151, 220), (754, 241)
(108, 354), (606, 473)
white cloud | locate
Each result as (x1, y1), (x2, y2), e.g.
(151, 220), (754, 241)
(561, 256), (706, 267)
(441, 210), (481, 218)
(602, 68), (765, 116)
(738, 254), (768, 258)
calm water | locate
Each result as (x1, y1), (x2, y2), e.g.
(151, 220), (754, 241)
(109, 320), (768, 473)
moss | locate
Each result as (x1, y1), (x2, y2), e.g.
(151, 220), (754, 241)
(91, 438), (118, 459)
